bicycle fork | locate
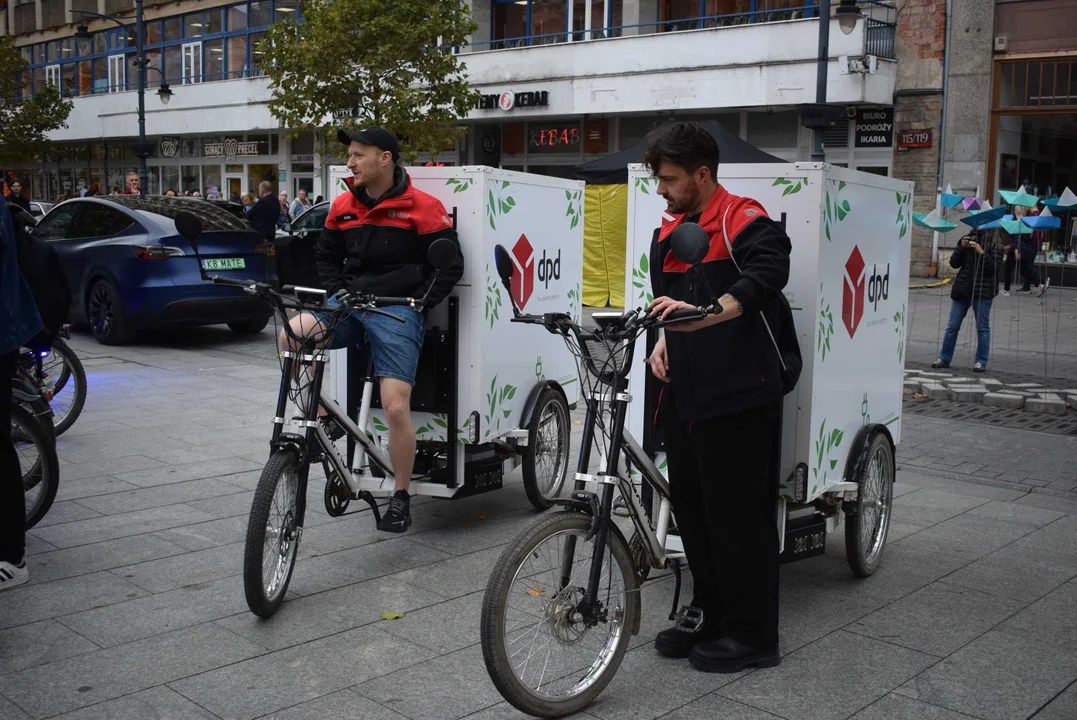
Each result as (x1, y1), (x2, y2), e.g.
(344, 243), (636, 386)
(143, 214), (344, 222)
(560, 393), (631, 624)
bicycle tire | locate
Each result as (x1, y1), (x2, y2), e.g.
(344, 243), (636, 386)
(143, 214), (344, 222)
(46, 338), (86, 436)
(12, 404), (59, 530)
(481, 512), (639, 718)
(522, 385), (571, 511)
(243, 449), (303, 618)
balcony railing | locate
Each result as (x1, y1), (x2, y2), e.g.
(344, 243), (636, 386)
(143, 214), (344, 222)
(470, 1), (896, 60)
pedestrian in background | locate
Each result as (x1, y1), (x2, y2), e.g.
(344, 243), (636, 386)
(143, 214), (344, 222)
(241, 192), (256, 213)
(248, 181), (279, 243)
(1012, 206), (1049, 297)
(932, 230), (1003, 373)
(277, 192), (292, 228)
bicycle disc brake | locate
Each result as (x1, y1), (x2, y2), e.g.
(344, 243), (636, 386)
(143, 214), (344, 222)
(323, 464), (350, 517)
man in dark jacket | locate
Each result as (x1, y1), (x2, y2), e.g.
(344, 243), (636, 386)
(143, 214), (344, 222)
(645, 123), (790, 673)
(247, 181), (280, 243)
(6, 181), (31, 214)
(932, 230), (1002, 372)
(283, 127), (463, 533)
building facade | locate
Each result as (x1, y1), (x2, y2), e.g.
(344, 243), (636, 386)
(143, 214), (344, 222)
(4, 0), (899, 205)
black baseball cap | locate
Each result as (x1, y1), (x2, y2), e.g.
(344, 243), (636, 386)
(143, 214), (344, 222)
(338, 127), (400, 163)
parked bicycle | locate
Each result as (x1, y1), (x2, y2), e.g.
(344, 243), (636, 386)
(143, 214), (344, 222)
(479, 230), (722, 717)
(19, 329), (86, 436)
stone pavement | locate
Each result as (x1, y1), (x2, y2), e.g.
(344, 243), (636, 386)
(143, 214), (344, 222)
(905, 280), (1077, 386)
(2, 328), (1077, 720)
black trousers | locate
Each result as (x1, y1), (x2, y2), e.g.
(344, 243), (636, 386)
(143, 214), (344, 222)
(660, 396), (781, 648)
(1003, 251), (1017, 291)
(1, 351), (25, 565)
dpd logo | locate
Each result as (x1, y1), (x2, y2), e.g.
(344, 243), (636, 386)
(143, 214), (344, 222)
(509, 235), (562, 310)
(842, 245), (890, 338)
(510, 235), (535, 309)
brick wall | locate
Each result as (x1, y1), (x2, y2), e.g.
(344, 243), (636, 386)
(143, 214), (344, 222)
(893, 93), (943, 276)
(897, 0), (947, 61)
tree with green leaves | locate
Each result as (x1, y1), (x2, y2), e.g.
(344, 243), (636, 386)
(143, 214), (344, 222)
(261, 0), (478, 162)
(0, 37), (73, 165)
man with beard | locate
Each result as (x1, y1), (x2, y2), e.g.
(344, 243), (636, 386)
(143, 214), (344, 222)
(644, 122), (791, 673)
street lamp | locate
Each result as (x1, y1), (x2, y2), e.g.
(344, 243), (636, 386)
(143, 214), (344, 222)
(74, 0), (164, 194)
(805, 0), (863, 162)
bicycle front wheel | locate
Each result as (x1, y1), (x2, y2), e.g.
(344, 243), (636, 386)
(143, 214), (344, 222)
(481, 512), (638, 718)
(243, 449), (303, 617)
(13, 404), (59, 530)
(42, 338), (86, 436)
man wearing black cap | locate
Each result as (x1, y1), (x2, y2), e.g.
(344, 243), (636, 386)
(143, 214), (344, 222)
(282, 127), (464, 533)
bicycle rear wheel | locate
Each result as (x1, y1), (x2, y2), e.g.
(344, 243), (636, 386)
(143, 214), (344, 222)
(12, 404), (59, 530)
(243, 449), (303, 617)
(481, 512), (638, 718)
(41, 338), (86, 436)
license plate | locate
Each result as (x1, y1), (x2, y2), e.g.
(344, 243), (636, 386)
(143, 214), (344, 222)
(202, 258), (246, 270)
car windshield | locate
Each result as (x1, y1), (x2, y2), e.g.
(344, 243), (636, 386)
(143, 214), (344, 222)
(100, 196), (246, 231)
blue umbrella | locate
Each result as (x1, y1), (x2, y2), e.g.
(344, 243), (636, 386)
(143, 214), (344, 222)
(960, 205), (1007, 229)
(1022, 214), (1062, 229)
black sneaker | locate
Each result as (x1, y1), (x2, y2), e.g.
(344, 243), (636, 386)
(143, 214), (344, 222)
(931, 359), (950, 369)
(655, 606), (710, 658)
(378, 490), (411, 533)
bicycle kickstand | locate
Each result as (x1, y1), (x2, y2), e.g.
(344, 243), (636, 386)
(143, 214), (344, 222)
(355, 490), (382, 525)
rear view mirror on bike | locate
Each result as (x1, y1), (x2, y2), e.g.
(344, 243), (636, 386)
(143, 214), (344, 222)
(174, 210), (203, 252)
(426, 237), (459, 272)
(493, 244), (513, 286)
(669, 222), (709, 265)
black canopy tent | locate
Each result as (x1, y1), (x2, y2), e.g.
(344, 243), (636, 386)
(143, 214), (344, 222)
(573, 120), (782, 184)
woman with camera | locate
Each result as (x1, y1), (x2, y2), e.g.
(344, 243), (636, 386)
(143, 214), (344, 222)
(932, 230), (1004, 373)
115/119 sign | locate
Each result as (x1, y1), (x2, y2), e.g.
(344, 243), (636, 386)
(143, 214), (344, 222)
(530, 125), (580, 152)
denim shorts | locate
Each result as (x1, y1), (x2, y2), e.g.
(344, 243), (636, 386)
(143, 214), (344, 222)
(315, 298), (425, 385)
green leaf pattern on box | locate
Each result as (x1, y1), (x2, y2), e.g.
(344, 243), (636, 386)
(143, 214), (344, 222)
(817, 284), (835, 362)
(631, 252), (653, 307)
(894, 302), (906, 363)
(824, 180), (852, 242)
(484, 263), (503, 330)
(445, 177), (472, 194)
(772, 176), (807, 196)
(565, 189), (582, 230)
(634, 176), (657, 195)
(811, 418), (844, 495)
(484, 375), (517, 440)
(895, 192), (911, 239)
(486, 181), (515, 230)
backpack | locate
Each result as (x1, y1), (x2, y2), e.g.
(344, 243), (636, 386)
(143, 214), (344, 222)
(11, 204), (72, 350)
(721, 206), (803, 395)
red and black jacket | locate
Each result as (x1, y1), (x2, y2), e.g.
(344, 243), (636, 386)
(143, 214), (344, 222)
(650, 184), (791, 423)
(316, 167), (464, 308)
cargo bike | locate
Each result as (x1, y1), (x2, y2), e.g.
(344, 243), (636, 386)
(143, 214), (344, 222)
(178, 167), (587, 618)
(479, 163), (915, 717)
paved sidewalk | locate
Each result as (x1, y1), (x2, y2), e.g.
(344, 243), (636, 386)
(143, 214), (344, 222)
(906, 280), (1077, 385)
(2, 329), (1076, 720)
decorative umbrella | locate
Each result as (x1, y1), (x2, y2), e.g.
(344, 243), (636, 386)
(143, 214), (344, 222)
(1041, 187), (1077, 211)
(960, 205), (1007, 229)
(998, 186), (1040, 208)
(913, 210), (959, 231)
(979, 213), (1014, 231)
(1022, 206), (1062, 230)
(999, 219), (1033, 235)
(941, 183), (964, 209)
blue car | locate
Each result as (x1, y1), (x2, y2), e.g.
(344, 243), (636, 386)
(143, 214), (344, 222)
(32, 196), (276, 345)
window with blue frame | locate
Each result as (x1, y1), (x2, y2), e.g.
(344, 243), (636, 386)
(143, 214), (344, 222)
(491, 0), (626, 47)
(19, 0), (301, 98)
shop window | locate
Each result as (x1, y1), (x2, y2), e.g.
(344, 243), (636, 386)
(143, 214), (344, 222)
(202, 165), (222, 198)
(746, 111), (798, 149)
(291, 132), (315, 155)
(998, 60), (1077, 108)
(181, 166), (201, 194)
(161, 167), (180, 195)
(250, 0), (273, 28)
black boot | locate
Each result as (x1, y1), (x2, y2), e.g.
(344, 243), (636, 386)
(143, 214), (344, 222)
(689, 636), (780, 673)
(655, 606), (711, 658)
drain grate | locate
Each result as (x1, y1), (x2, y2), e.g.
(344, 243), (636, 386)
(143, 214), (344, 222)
(904, 396), (1077, 436)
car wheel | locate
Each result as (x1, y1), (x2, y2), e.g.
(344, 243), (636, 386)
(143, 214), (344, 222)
(87, 279), (134, 345)
(228, 317), (270, 335)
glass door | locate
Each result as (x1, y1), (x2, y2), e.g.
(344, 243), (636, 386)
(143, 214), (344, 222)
(182, 42), (202, 85)
(224, 173), (244, 202)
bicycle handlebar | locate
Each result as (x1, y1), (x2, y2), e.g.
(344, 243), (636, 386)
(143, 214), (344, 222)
(205, 274), (414, 346)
